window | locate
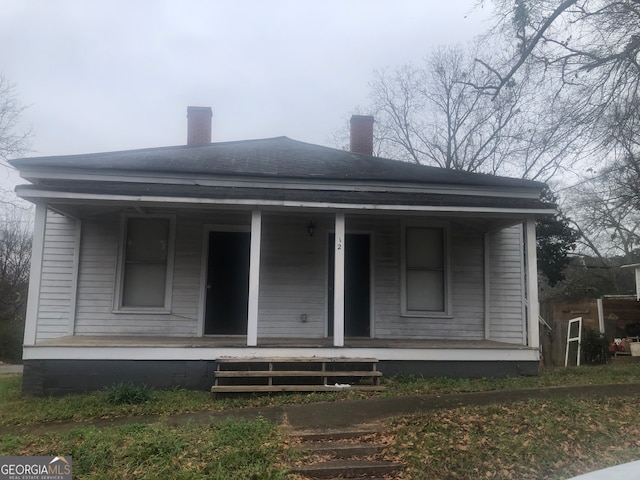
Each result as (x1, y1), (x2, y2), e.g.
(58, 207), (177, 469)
(403, 226), (447, 314)
(116, 216), (175, 311)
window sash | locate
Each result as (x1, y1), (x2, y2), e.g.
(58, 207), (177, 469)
(403, 226), (447, 314)
(117, 216), (174, 310)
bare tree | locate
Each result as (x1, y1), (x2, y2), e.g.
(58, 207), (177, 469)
(478, 0), (640, 170)
(473, 1), (640, 268)
(0, 206), (31, 362)
(566, 180), (640, 259)
(366, 44), (580, 181)
(481, 1), (640, 100)
(0, 73), (31, 204)
(0, 74), (32, 361)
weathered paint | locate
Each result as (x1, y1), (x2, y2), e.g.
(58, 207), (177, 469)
(34, 210), (79, 342)
(32, 210), (528, 345)
(488, 225), (526, 344)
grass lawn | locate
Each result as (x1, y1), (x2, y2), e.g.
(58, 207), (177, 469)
(383, 363), (640, 395)
(0, 418), (291, 479)
(2, 364), (640, 427)
(392, 395), (640, 480)
(1, 364), (639, 479)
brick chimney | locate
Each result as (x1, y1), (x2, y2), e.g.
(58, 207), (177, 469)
(350, 115), (374, 156)
(187, 106), (212, 146)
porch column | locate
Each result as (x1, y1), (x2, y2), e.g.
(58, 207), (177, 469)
(247, 210), (262, 347)
(525, 219), (540, 349)
(24, 202), (47, 346)
(333, 213), (345, 347)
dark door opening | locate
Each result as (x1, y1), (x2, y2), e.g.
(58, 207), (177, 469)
(204, 231), (250, 335)
(328, 233), (371, 337)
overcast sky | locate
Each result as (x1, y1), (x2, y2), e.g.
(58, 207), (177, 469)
(2, 0), (492, 190)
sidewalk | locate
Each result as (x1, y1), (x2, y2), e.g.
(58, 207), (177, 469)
(5, 382), (640, 436)
(0, 364), (23, 374)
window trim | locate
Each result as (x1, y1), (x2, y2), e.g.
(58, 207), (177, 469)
(113, 214), (176, 314)
(400, 222), (451, 317)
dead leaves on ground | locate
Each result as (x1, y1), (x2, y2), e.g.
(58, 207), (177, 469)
(389, 396), (640, 480)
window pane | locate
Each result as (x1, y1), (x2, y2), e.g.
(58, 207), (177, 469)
(122, 263), (167, 307)
(126, 219), (169, 262)
(406, 270), (444, 311)
(407, 228), (443, 269)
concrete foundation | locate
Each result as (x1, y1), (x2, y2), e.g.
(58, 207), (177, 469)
(21, 359), (539, 396)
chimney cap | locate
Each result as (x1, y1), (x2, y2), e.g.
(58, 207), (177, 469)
(187, 106), (212, 116)
(350, 114), (374, 123)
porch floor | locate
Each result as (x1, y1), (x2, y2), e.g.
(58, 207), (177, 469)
(37, 335), (530, 350)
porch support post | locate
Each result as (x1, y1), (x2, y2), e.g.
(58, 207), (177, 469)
(247, 210), (262, 347)
(525, 219), (540, 349)
(24, 202), (47, 346)
(333, 213), (345, 347)
(484, 232), (491, 340)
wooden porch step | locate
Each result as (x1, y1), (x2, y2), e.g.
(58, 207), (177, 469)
(213, 370), (382, 378)
(211, 357), (384, 394)
(211, 385), (385, 393)
(215, 357), (379, 363)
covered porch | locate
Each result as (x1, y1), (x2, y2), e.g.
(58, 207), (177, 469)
(26, 203), (542, 350)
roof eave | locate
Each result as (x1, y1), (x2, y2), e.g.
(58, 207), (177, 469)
(15, 165), (547, 200)
(14, 185), (556, 217)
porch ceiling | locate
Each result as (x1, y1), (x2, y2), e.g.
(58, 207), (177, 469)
(44, 201), (532, 233)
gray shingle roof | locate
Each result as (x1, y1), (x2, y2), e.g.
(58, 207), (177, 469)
(10, 136), (545, 190)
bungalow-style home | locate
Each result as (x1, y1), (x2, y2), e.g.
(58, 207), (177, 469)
(11, 107), (554, 395)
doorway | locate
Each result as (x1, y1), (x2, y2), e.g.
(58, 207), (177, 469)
(328, 233), (371, 337)
(204, 231), (250, 335)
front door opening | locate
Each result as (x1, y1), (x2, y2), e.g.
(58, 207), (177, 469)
(328, 233), (371, 338)
(204, 231), (250, 335)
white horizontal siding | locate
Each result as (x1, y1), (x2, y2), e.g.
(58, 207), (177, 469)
(257, 214), (328, 337)
(450, 226), (485, 339)
(373, 219), (485, 340)
(68, 209), (501, 343)
(74, 213), (204, 337)
(36, 211), (78, 341)
(170, 218), (202, 323)
(372, 219), (401, 337)
(488, 225), (526, 344)
(73, 214), (118, 333)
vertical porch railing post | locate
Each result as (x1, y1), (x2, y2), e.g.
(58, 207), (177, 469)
(247, 210), (262, 347)
(525, 218), (540, 350)
(24, 201), (48, 346)
(333, 213), (345, 347)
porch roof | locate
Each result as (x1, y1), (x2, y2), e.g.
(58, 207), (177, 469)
(12, 136), (545, 190)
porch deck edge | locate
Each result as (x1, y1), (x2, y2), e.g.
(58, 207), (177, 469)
(24, 336), (539, 362)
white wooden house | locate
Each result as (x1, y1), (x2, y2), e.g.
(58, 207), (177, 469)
(11, 108), (554, 394)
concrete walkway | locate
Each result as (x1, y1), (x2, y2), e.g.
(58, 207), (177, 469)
(5, 383), (640, 436)
(0, 364), (23, 374)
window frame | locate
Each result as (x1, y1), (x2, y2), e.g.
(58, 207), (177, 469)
(113, 214), (176, 313)
(400, 222), (451, 317)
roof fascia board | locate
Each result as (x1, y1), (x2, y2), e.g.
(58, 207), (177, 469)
(15, 187), (556, 216)
(17, 168), (543, 199)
